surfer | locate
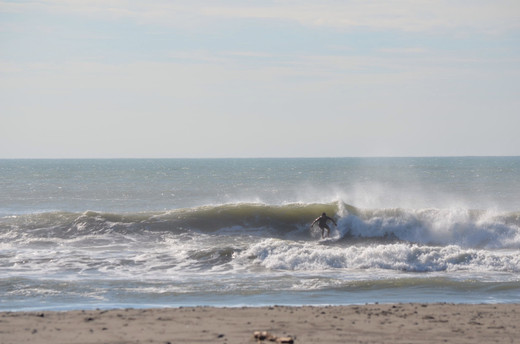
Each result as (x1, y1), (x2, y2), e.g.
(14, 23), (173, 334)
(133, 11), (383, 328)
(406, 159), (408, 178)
(311, 212), (337, 239)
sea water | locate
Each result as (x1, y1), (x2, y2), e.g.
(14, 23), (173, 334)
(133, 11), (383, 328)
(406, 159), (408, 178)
(1, 157), (519, 311)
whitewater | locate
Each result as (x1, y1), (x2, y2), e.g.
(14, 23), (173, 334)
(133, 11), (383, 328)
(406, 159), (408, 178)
(1, 158), (519, 311)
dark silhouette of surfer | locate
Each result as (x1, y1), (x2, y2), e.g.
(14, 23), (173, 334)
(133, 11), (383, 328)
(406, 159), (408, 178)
(311, 212), (337, 239)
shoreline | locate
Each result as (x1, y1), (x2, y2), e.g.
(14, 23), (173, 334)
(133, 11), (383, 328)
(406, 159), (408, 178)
(1, 303), (519, 343)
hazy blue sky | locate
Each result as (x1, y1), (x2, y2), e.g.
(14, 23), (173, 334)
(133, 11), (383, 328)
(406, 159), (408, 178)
(1, 0), (519, 158)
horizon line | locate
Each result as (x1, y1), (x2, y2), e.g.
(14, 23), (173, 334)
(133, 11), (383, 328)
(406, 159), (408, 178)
(1, 155), (519, 160)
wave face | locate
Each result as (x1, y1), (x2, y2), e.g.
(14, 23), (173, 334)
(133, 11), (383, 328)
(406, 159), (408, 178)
(0, 203), (334, 239)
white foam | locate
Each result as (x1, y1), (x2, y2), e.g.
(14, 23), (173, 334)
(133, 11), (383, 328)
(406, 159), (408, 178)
(237, 239), (520, 273)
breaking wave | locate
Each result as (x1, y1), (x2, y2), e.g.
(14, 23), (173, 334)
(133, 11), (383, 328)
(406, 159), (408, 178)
(2, 202), (519, 250)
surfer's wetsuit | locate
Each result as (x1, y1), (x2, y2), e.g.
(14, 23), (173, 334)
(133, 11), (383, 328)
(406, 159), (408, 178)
(317, 217), (331, 228)
(312, 213), (337, 238)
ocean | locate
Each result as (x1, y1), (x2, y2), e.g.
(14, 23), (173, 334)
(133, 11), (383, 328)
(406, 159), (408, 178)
(1, 157), (519, 311)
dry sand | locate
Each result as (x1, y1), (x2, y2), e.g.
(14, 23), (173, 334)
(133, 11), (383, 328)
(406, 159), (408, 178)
(1, 303), (519, 343)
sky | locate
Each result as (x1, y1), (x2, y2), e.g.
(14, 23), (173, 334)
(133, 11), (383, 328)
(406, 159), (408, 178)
(1, 0), (519, 158)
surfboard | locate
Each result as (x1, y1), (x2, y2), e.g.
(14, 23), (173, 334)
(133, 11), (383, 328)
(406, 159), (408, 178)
(318, 237), (336, 244)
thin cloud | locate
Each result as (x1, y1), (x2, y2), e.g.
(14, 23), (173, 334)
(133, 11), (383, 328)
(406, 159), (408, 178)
(378, 48), (428, 54)
(2, 0), (519, 34)
(203, 1), (520, 34)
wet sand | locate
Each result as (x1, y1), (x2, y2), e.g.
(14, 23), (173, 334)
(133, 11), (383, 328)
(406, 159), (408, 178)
(1, 303), (518, 343)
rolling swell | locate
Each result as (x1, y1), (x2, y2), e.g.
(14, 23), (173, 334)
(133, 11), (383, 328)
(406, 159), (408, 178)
(2, 202), (520, 249)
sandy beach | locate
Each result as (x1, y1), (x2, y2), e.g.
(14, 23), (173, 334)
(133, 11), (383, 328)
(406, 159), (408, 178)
(1, 303), (518, 343)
